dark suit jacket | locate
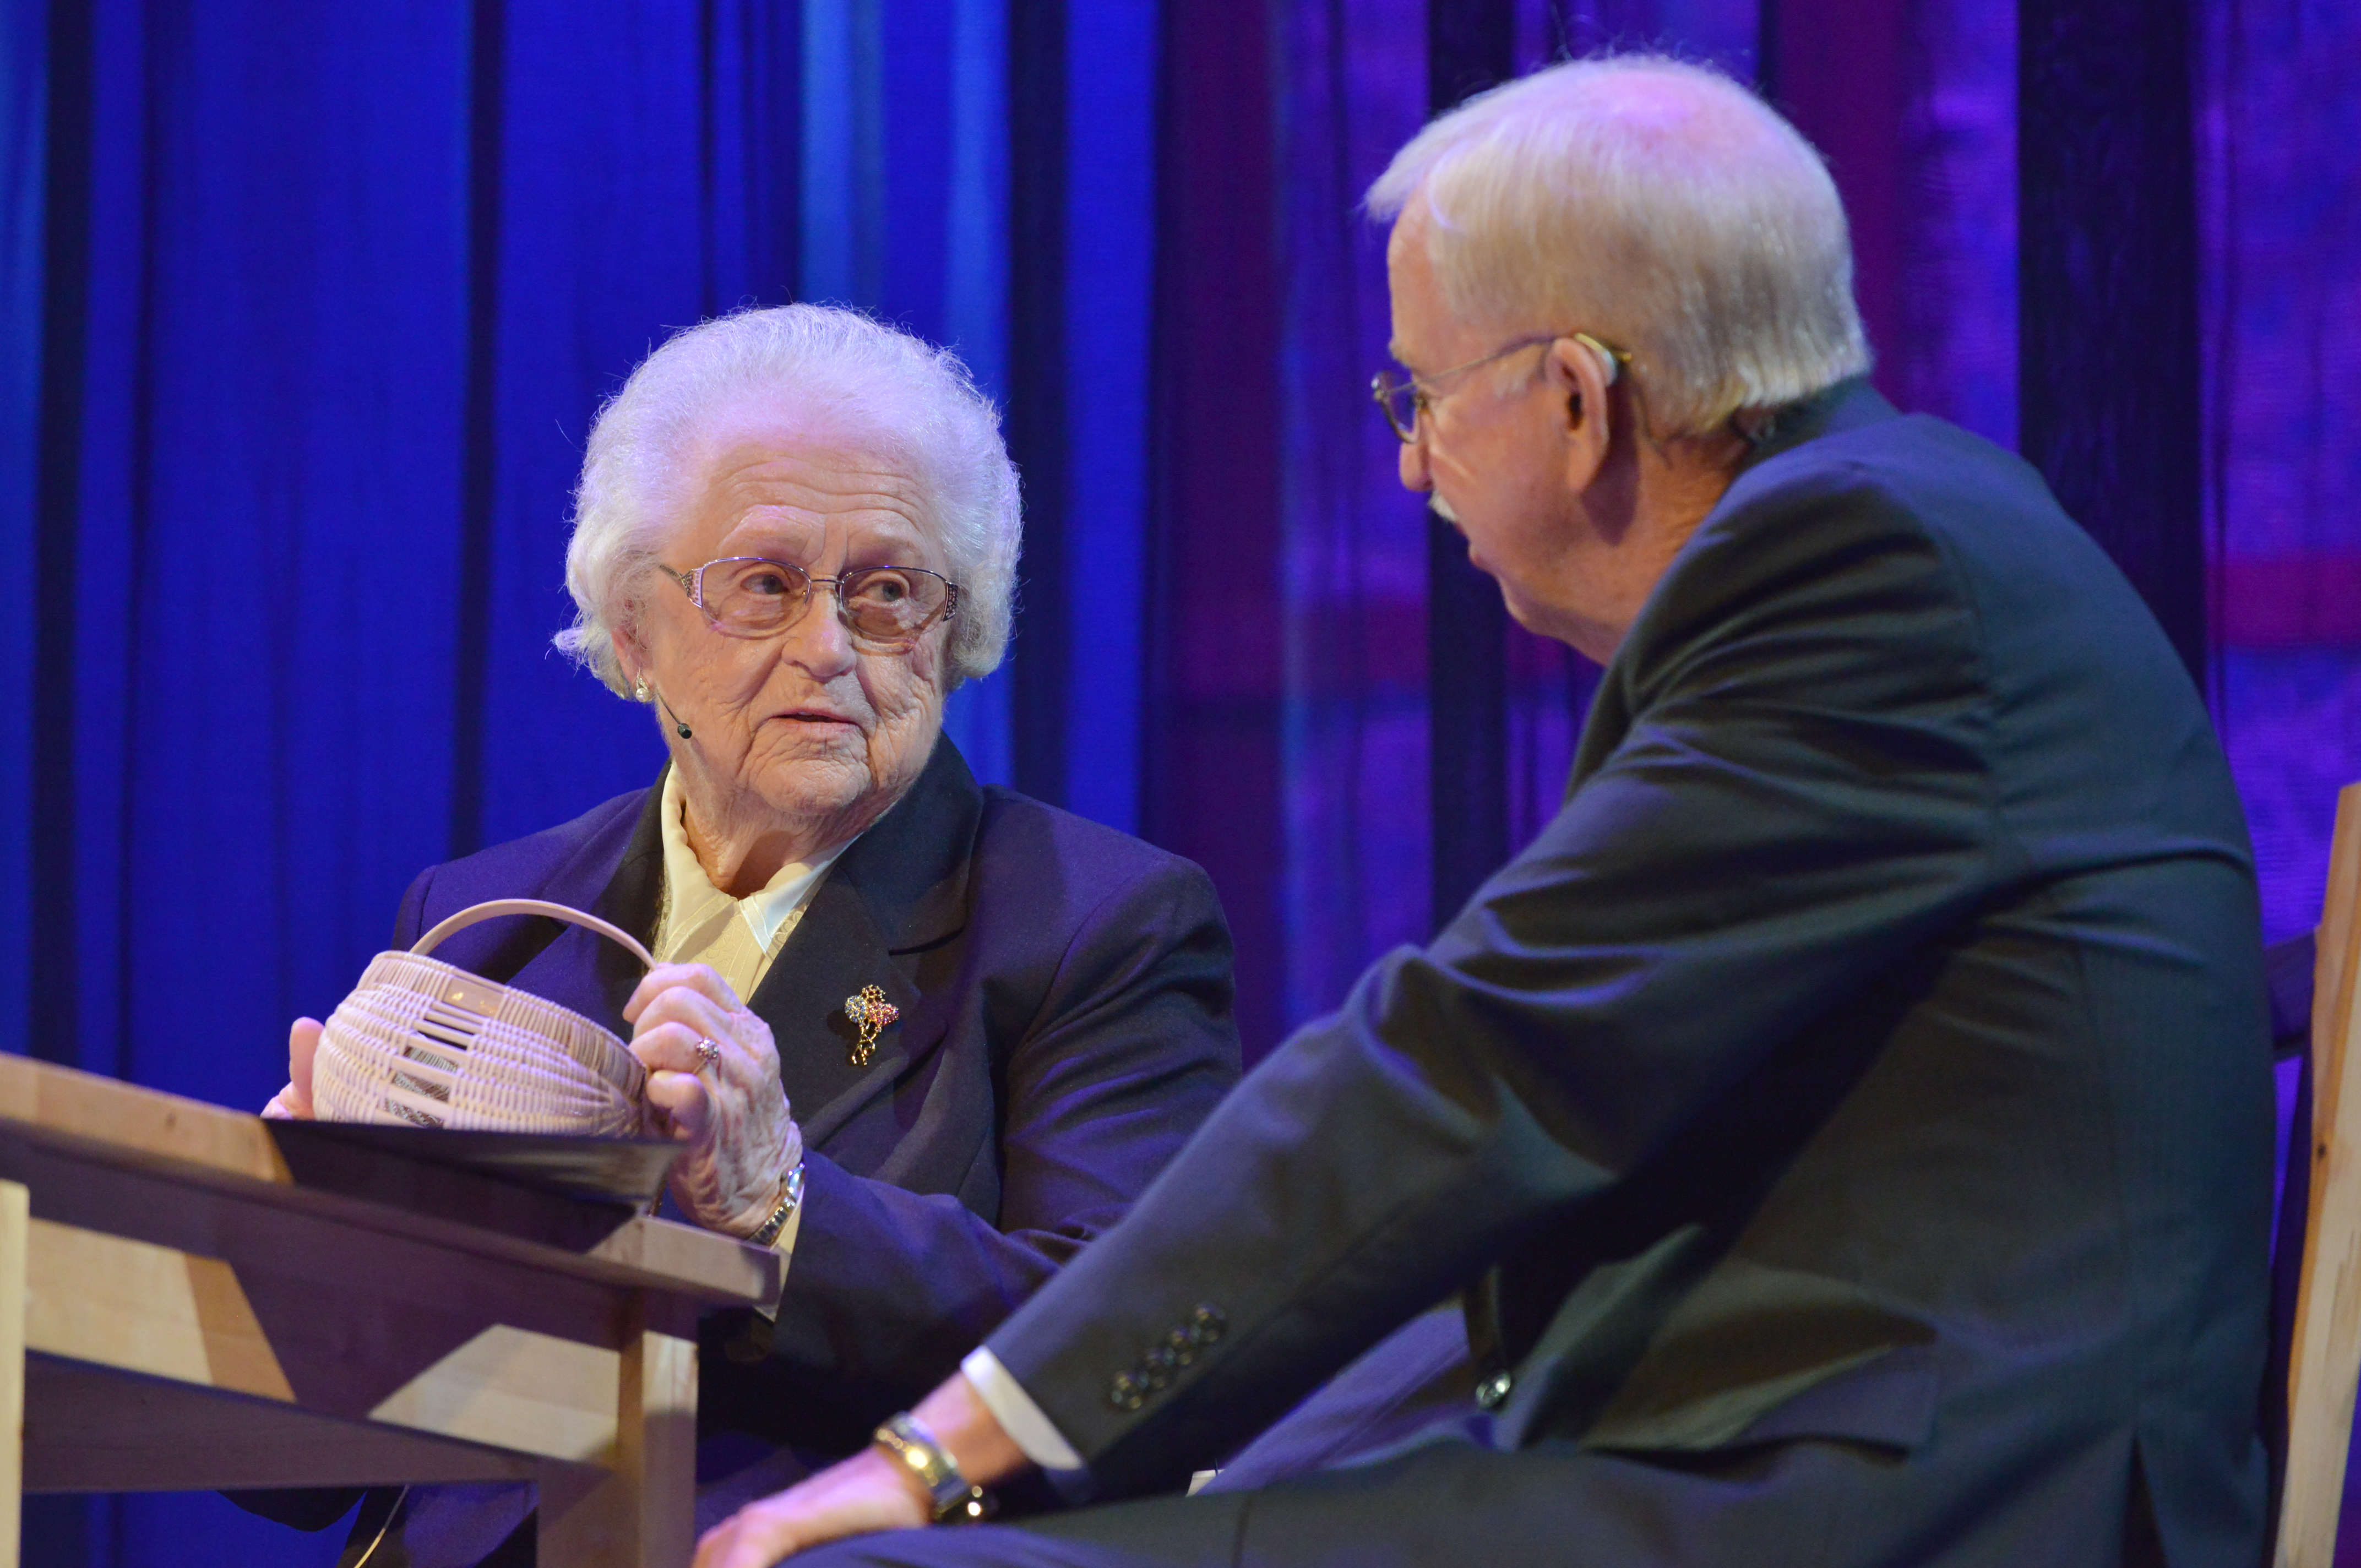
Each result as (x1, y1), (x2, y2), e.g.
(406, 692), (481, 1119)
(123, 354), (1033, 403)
(986, 383), (2275, 1566)
(244, 737), (1237, 1554)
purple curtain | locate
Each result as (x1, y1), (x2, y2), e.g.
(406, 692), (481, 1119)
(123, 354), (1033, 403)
(2195, 6), (2361, 1548)
(2200, 0), (2361, 949)
(1275, 0), (1428, 1025)
(1267, 0), (2019, 1028)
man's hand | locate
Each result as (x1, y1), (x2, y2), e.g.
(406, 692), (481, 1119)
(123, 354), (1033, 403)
(261, 1017), (323, 1120)
(695, 1373), (1036, 1564)
(693, 1446), (932, 1567)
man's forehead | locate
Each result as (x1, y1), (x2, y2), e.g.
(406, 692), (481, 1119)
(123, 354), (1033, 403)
(1384, 206), (1453, 366)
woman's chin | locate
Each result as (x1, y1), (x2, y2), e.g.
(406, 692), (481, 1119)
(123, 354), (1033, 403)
(749, 719), (868, 766)
(747, 754), (873, 821)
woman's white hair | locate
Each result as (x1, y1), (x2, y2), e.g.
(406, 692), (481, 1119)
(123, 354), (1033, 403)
(557, 304), (1021, 693)
(1367, 54), (1870, 438)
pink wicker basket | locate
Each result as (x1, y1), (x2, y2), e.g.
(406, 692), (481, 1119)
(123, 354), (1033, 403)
(312, 899), (653, 1136)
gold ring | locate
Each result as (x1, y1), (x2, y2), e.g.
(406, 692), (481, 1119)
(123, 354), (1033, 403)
(694, 1036), (721, 1071)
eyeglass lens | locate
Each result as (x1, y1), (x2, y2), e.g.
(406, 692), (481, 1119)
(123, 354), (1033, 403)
(696, 558), (953, 644)
(1373, 375), (1422, 442)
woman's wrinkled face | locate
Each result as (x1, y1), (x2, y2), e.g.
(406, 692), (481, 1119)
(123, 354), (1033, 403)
(618, 417), (953, 843)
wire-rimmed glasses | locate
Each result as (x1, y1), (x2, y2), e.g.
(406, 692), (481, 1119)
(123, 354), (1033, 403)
(1371, 331), (1630, 444)
(666, 556), (960, 650)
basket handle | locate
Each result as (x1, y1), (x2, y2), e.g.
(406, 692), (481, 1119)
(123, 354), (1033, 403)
(411, 898), (659, 971)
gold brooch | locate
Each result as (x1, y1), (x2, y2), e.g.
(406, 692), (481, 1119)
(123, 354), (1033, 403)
(844, 986), (900, 1066)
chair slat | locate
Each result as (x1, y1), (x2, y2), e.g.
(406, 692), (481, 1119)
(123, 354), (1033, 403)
(2276, 781), (2361, 1566)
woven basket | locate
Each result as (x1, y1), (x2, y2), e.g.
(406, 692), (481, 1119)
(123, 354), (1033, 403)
(312, 899), (654, 1136)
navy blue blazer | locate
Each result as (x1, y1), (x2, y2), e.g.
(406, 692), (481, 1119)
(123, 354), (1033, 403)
(402, 737), (1241, 1454)
(981, 383), (2275, 1567)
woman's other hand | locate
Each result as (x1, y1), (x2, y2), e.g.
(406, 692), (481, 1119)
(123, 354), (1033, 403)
(626, 962), (802, 1237)
(261, 1016), (323, 1120)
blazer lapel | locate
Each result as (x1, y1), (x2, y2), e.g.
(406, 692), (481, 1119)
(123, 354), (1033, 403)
(746, 737), (982, 1145)
(496, 781), (668, 1037)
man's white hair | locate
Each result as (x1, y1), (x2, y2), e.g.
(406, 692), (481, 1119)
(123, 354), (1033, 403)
(1367, 55), (1870, 438)
(556, 304), (1021, 693)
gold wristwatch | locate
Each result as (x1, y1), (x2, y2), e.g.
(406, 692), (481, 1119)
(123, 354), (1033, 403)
(873, 1412), (994, 1523)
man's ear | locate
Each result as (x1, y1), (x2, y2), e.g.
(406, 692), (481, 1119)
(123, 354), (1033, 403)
(1545, 334), (1614, 493)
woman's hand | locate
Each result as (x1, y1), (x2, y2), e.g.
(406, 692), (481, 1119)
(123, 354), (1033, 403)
(625, 963), (802, 1237)
(693, 1446), (932, 1567)
(261, 1017), (323, 1120)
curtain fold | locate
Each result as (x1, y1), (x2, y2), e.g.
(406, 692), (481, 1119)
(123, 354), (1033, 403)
(0, 0), (42, 1052)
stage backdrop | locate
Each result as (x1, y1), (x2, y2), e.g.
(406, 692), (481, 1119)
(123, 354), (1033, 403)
(0, 1), (1153, 1562)
(3, 2), (2358, 1566)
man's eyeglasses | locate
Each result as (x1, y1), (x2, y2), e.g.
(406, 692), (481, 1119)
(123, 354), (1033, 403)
(665, 556), (960, 650)
(1371, 331), (1630, 444)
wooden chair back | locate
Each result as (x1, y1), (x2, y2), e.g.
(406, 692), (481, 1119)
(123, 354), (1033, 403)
(2276, 780), (2361, 1566)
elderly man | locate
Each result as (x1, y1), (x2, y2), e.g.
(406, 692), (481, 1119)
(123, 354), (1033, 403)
(699, 54), (2275, 1568)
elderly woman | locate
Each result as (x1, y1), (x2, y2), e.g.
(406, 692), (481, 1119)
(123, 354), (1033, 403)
(246, 305), (1240, 1566)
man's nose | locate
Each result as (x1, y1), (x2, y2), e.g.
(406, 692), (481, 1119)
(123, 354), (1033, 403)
(1398, 430), (1433, 493)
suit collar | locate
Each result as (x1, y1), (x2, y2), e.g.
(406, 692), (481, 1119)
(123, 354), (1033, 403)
(1734, 376), (1896, 475)
(577, 783), (668, 1029)
(1562, 379), (1901, 802)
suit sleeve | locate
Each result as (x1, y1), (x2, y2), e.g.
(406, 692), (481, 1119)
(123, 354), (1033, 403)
(727, 858), (1242, 1444)
(983, 473), (2014, 1496)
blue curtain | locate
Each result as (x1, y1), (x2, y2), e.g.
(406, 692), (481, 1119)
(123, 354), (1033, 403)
(0, 0), (41, 1052)
(1, 0), (1167, 1107)
(3, 2), (1157, 1562)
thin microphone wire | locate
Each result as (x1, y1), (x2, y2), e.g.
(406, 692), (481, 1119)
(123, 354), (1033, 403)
(349, 1486), (409, 1568)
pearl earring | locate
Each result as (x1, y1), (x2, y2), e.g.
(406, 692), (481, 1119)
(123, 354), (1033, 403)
(633, 677), (650, 701)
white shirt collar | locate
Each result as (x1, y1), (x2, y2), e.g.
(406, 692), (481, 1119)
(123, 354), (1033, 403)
(655, 768), (853, 964)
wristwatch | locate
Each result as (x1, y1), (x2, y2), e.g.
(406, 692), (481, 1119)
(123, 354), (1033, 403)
(873, 1412), (994, 1523)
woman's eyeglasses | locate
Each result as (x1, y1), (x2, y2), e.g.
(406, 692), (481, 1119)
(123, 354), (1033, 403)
(665, 557), (959, 650)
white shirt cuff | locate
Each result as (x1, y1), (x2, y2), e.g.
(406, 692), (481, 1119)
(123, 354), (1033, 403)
(960, 1346), (1085, 1472)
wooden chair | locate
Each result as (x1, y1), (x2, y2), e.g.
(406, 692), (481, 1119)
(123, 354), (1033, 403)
(2273, 781), (2361, 1566)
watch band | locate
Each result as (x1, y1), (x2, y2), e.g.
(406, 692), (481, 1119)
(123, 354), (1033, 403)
(748, 1162), (806, 1248)
(873, 1412), (994, 1523)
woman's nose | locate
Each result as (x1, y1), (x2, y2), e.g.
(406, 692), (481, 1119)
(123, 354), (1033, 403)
(782, 587), (861, 676)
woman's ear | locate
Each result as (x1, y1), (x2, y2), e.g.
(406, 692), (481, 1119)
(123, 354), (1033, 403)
(611, 623), (649, 694)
